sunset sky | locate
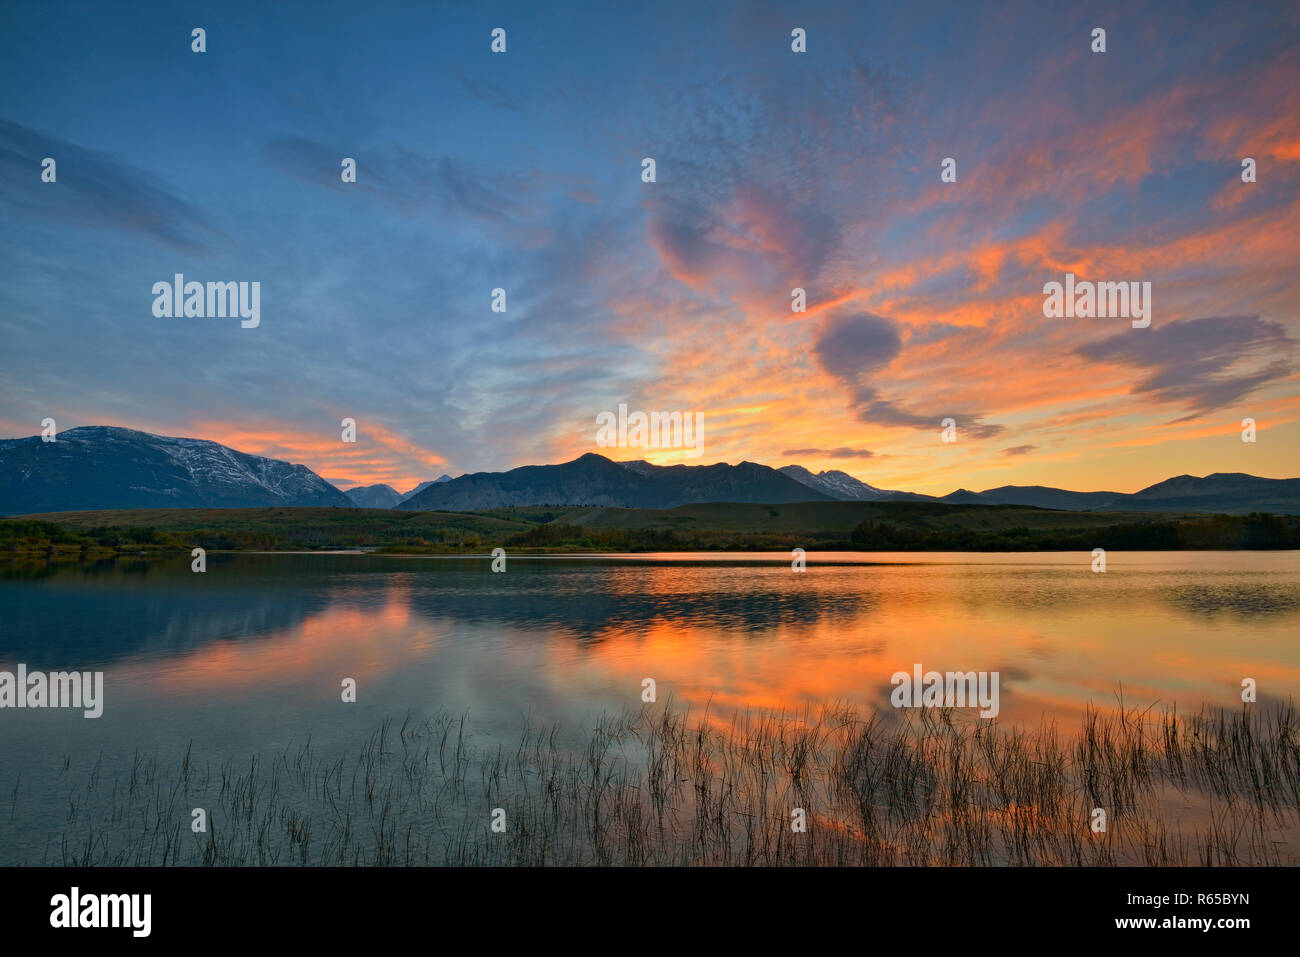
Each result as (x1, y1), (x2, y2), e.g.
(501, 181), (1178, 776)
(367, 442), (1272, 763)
(1, 0), (1297, 495)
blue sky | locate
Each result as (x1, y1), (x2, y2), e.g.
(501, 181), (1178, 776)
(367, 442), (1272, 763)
(2, 0), (1297, 492)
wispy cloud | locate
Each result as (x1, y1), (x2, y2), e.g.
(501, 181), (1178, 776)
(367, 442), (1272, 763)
(1, 1), (1297, 496)
(1076, 315), (1294, 420)
(0, 118), (223, 251)
(812, 312), (1006, 439)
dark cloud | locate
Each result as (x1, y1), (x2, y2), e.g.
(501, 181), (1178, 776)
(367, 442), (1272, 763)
(1075, 315), (1293, 419)
(647, 183), (841, 291)
(782, 447), (875, 459)
(814, 312), (902, 380)
(813, 312), (1005, 439)
(1000, 445), (1036, 457)
(646, 199), (728, 280)
(0, 117), (222, 252)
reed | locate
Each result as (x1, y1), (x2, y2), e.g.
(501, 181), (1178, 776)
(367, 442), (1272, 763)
(7, 699), (1298, 866)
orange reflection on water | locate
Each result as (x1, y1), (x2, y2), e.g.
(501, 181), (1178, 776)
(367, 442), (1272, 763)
(108, 553), (1300, 737)
(128, 583), (435, 698)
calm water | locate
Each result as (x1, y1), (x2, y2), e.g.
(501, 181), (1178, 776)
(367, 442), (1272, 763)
(1, 550), (1298, 861)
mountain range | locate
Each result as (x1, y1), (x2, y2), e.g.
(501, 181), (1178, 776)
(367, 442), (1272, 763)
(400, 457), (1300, 514)
(343, 476), (451, 509)
(918, 474), (1300, 513)
(1, 425), (1296, 516)
(0, 426), (351, 513)
(777, 465), (896, 501)
(397, 454), (832, 510)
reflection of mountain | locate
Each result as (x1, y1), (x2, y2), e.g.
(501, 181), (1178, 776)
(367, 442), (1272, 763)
(401, 560), (877, 642)
(5, 555), (1296, 671)
(0, 556), (875, 666)
(0, 558), (331, 667)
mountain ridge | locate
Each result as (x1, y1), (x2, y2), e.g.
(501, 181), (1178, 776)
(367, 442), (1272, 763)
(2, 426), (1296, 515)
(399, 452), (833, 510)
(835, 472), (1300, 515)
(342, 484), (403, 508)
(0, 426), (351, 514)
(778, 464), (895, 500)
(343, 475), (454, 508)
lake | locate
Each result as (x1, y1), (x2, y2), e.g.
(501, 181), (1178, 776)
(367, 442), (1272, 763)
(1, 550), (1298, 865)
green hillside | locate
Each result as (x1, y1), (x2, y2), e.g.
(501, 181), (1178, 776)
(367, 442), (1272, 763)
(3, 506), (539, 555)
(563, 500), (1197, 533)
(3, 501), (1296, 557)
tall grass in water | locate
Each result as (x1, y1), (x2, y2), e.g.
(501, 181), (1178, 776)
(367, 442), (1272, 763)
(12, 701), (1300, 866)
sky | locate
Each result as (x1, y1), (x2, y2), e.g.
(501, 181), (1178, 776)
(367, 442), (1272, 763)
(1, 0), (1297, 495)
